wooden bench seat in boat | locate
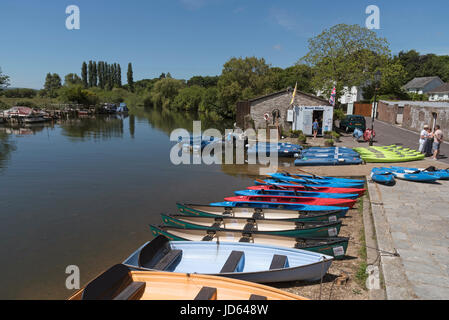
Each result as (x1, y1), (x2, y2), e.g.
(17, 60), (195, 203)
(269, 255), (289, 270)
(138, 235), (182, 271)
(194, 286), (217, 300)
(249, 294), (267, 300)
(153, 249), (182, 271)
(220, 251), (244, 273)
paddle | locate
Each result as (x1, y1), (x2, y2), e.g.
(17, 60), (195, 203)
(283, 179), (320, 191)
(254, 179), (288, 190)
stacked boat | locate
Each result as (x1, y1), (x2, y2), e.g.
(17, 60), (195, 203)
(70, 171), (366, 300)
(295, 147), (363, 166)
(371, 166), (447, 185)
(354, 145), (425, 163)
(246, 142), (303, 158)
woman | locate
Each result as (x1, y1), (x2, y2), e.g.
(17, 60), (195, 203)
(419, 125), (430, 153)
(312, 119), (319, 139)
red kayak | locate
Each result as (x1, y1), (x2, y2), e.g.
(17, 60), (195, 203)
(249, 184), (366, 197)
(224, 195), (357, 208)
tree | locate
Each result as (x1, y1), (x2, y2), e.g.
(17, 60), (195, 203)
(117, 64), (122, 87)
(173, 85), (206, 111)
(58, 85), (99, 105)
(127, 63), (134, 92)
(302, 24), (391, 102)
(395, 50), (449, 83)
(88, 61), (93, 87)
(0, 67), (10, 90)
(149, 78), (184, 109)
(187, 75), (219, 88)
(64, 73), (83, 86)
(81, 62), (88, 88)
(267, 65), (314, 93)
(43, 73), (62, 98)
(217, 56), (271, 117)
(92, 61), (97, 87)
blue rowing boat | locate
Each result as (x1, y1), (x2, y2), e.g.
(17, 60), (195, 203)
(123, 235), (333, 283)
(210, 200), (349, 216)
(269, 173), (365, 188)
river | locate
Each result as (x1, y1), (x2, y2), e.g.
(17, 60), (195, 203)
(0, 107), (296, 299)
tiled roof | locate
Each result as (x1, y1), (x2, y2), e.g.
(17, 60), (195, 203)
(428, 83), (449, 94)
(403, 76), (443, 89)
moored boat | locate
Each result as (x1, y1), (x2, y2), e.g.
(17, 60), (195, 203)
(123, 235), (333, 283)
(160, 214), (342, 238)
(225, 195), (356, 208)
(236, 189), (358, 200)
(251, 181), (366, 197)
(149, 225), (349, 259)
(69, 264), (307, 300)
(177, 203), (346, 222)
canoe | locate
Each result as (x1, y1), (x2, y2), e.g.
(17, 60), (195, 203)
(224, 195), (356, 208)
(353, 145), (425, 163)
(251, 181), (366, 197)
(246, 143), (302, 157)
(295, 157), (363, 166)
(150, 225), (349, 259)
(123, 235), (333, 283)
(161, 214), (342, 238)
(373, 167), (438, 183)
(210, 200), (349, 216)
(370, 169), (395, 186)
(270, 172), (364, 184)
(69, 264), (306, 300)
(269, 173), (365, 189)
(177, 203), (346, 222)
(235, 189), (359, 200)
(390, 166), (449, 180)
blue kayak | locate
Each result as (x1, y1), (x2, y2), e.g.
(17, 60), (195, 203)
(247, 143), (302, 157)
(269, 173), (365, 189)
(123, 235), (333, 283)
(270, 173), (363, 184)
(375, 167), (438, 183)
(304, 147), (359, 155)
(295, 157), (363, 167)
(370, 168), (395, 185)
(259, 178), (364, 190)
(234, 189), (359, 199)
(210, 200), (349, 216)
(390, 166), (449, 180)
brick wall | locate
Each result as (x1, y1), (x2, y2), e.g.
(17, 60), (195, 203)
(377, 101), (398, 124)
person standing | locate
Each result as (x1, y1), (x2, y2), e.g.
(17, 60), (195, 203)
(431, 125), (443, 160)
(312, 119), (319, 139)
(419, 125), (430, 153)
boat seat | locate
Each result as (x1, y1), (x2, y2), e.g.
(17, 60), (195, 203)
(194, 286), (217, 300)
(239, 236), (252, 243)
(220, 251), (244, 273)
(211, 222), (222, 228)
(249, 294), (267, 300)
(153, 249), (182, 271)
(269, 255), (289, 270)
(113, 282), (146, 300)
(243, 223), (256, 232)
(252, 212), (264, 219)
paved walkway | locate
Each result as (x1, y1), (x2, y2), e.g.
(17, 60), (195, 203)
(368, 178), (449, 300)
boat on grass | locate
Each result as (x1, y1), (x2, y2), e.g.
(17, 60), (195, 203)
(123, 235), (333, 283)
(177, 203), (346, 222)
(150, 225), (349, 259)
(161, 214), (342, 238)
(69, 263), (306, 300)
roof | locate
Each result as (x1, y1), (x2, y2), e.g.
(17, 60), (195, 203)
(403, 76), (443, 90)
(246, 88), (330, 105)
(380, 100), (449, 108)
(428, 83), (449, 94)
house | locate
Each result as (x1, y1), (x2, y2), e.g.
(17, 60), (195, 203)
(402, 76), (444, 95)
(236, 88), (331, 132)
(428, 83), (449, 101)
(338, 86), (365, 105)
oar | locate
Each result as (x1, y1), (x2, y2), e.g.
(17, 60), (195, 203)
(282, 179), (320, 191)
(255, 179), (288, 190)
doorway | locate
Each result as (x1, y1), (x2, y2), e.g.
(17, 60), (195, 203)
(313, 110), (324, 135)
(432, 112), (438, 131)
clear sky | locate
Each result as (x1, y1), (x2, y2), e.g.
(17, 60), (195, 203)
(1, 0), (448, 89)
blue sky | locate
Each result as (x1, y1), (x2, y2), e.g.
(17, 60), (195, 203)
(1, 0), (448, 89)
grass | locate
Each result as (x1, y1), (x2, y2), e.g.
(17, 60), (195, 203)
(355, 197), (369, 289)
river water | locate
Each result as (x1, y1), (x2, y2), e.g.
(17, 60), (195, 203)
(0, 108), (295, 299)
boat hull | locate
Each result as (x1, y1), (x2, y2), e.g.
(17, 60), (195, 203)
(251, 182), (366, 197)
(235, 189), (358, 199)
(224, 195), (356, 208)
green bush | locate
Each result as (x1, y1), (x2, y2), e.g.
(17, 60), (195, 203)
(324, 139), (334, 146)
(333, 108), (346, 121)
(298, 134), (307, 145)
(289, 130), (303, 138)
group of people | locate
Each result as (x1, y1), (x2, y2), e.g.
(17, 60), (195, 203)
(419, 125), (444, 160)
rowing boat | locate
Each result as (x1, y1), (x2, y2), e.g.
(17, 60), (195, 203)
(123, 235), (333, 283)
(224, 195), (356, 208)
(250, 181), (366, 197)
(149, 225), (349, 259)
(269, 173), (365, 188)
(177, 203), (346, 222)
(161, 214), (341, 238)
(235, 189), (359, 200)
(69, 264), (306, 300)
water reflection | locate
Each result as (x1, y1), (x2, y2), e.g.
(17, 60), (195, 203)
(0, 129), (17, 171)
(59, 115), (126, 141)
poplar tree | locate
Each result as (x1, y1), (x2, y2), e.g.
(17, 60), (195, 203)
(92, 61), (97, 87)
(81, 62), (88, 88)
(127, 63), (134, 92)
(88, 60), (93, 87)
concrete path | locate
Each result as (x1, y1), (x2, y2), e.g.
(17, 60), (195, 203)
(368, 178), (449, 300)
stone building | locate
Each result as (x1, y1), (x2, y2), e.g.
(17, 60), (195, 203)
(377, 100), (449, 139)
(236, 88), (330, 130)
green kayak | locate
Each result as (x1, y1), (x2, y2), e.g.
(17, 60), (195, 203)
(353, 145), (425, 163)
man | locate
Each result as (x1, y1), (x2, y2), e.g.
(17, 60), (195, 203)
(419, 125), (430, 153)
(431, 125), (443, 160)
